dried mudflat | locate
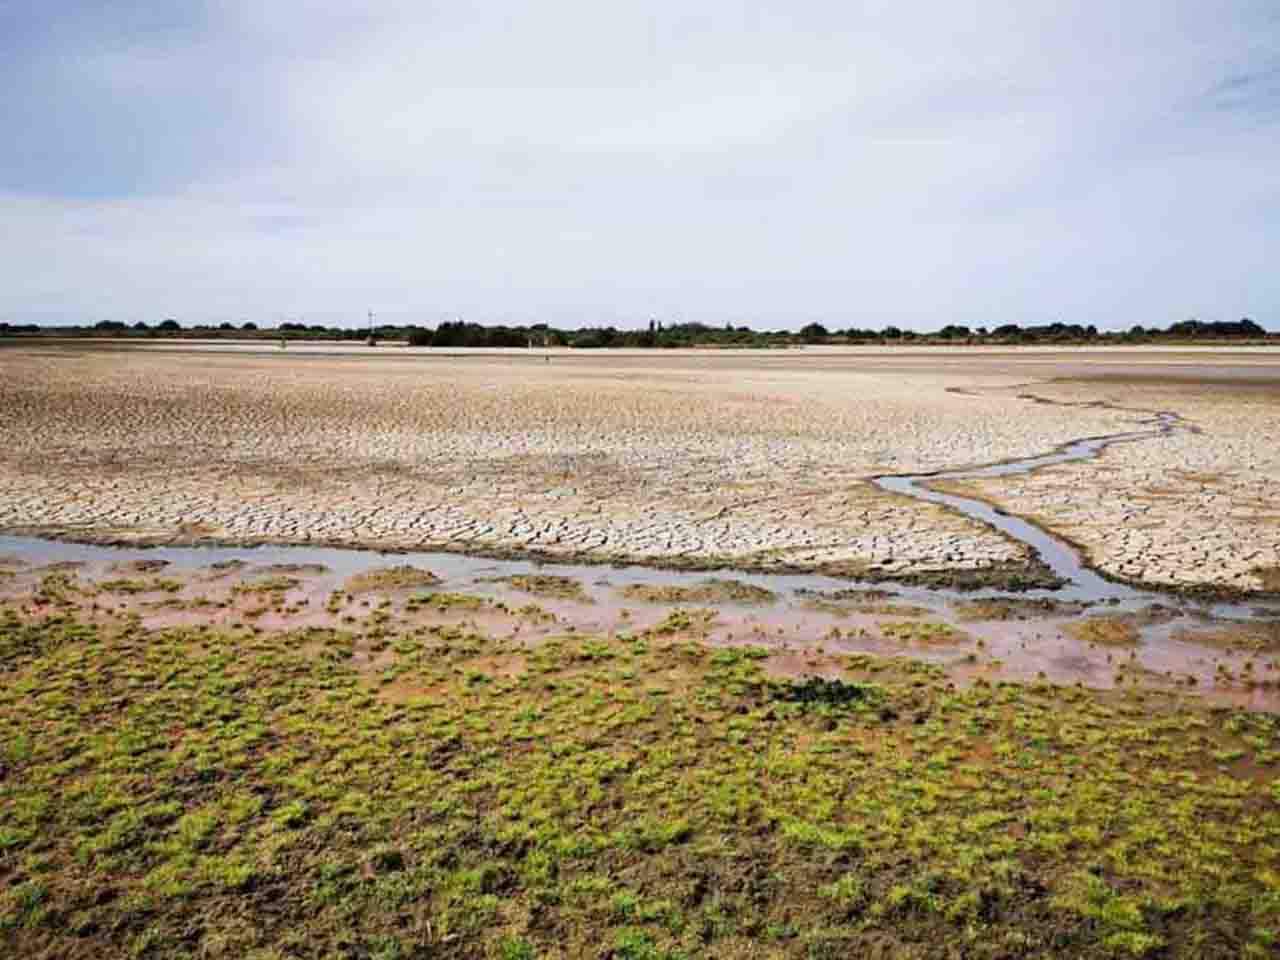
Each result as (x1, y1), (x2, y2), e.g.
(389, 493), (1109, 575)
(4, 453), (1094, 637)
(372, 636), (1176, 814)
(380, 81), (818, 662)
(0, 341), (1277, 594)
(950, 372), (1280, 595)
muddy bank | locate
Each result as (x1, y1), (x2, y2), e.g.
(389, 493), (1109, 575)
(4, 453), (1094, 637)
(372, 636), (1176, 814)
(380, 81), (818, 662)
(0, 522), (1063, 592)
(5, 519), (1275, 606)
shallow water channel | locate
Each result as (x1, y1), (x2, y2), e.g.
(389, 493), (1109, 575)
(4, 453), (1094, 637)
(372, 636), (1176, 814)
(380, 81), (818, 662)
(874, 409), (1182, 605)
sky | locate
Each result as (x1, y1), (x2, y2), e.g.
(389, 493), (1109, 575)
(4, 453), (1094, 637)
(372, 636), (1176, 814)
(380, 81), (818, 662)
(1, 1), (1278, 331)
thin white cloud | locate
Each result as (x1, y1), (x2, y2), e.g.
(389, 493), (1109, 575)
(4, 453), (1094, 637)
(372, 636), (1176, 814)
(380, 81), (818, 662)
(0, 1), (1276, 329)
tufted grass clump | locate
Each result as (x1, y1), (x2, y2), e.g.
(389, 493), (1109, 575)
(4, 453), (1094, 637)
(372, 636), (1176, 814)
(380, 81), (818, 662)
(98, 577), (184, 595)
(344, 565), (440, 594)
(879, 619), (966, 645)
(1066, 616), (1142, 647)
(499, 574), (591, 602)
(230, 575), (299, 596)
(621, 578), (777, 606)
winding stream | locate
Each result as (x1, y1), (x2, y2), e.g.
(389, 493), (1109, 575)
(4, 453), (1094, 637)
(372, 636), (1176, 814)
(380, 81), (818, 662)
(873, 409), (1183, 606)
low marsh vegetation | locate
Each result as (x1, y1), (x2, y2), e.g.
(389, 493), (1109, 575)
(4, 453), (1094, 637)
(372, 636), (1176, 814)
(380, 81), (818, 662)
(98, 577), (184, 595)
(951, 598), (1081, 622)
(230, 575), (299, 596)
(498, 575), (590, 603)
(345, 565), (441, 594)
(1176, 620), (1280, 653)
(1066, 616), (1143, 648)
(879, 620), (967, 645)
(619, 579), (777, 606)
(1, 592), (1279, 958)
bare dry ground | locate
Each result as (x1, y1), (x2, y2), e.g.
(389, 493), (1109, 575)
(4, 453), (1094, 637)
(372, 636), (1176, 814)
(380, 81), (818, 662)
(957, 373), (1280, 593)
(0, 341), (1277, 591)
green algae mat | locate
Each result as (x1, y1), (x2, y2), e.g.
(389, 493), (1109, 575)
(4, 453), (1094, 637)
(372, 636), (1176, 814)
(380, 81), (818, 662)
(2, 606), (1280, 958)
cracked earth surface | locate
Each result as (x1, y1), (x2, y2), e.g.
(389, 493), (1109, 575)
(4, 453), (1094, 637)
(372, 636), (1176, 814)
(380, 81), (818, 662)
(0, 343), (1276, 592)
(953, 377), (1280, 593)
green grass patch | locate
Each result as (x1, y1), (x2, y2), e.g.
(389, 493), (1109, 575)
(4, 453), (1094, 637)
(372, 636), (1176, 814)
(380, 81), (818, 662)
(345, 565), (441, 593)
(0, 592), (1277, 958)
(499, 574), (591, 602)
(1066, 616), (1143, 647)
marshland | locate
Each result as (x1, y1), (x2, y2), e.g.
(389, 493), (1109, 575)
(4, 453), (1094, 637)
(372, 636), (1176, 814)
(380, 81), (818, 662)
(2, 343), (1279, 957)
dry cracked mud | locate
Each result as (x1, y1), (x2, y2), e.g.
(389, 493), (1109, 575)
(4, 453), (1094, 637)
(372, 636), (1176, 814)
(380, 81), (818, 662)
(950, 376), (1280, 594)
(0, 342), (1277, 594)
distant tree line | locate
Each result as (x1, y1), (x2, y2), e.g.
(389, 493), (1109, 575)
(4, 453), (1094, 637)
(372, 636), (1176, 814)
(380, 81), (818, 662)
(0, 316), (1271, 346)
(416, 320), (797, 349)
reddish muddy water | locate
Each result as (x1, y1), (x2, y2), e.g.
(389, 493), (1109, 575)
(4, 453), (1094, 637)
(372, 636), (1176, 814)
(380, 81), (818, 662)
(5, 533), (1278, 710)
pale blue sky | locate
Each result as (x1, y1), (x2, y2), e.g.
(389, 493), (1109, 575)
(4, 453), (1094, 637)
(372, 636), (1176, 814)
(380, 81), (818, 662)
(2, 1), (1277, 330)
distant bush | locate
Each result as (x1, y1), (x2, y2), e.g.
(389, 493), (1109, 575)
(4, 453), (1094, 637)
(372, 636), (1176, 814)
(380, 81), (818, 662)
(799, 322), (829, 343)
